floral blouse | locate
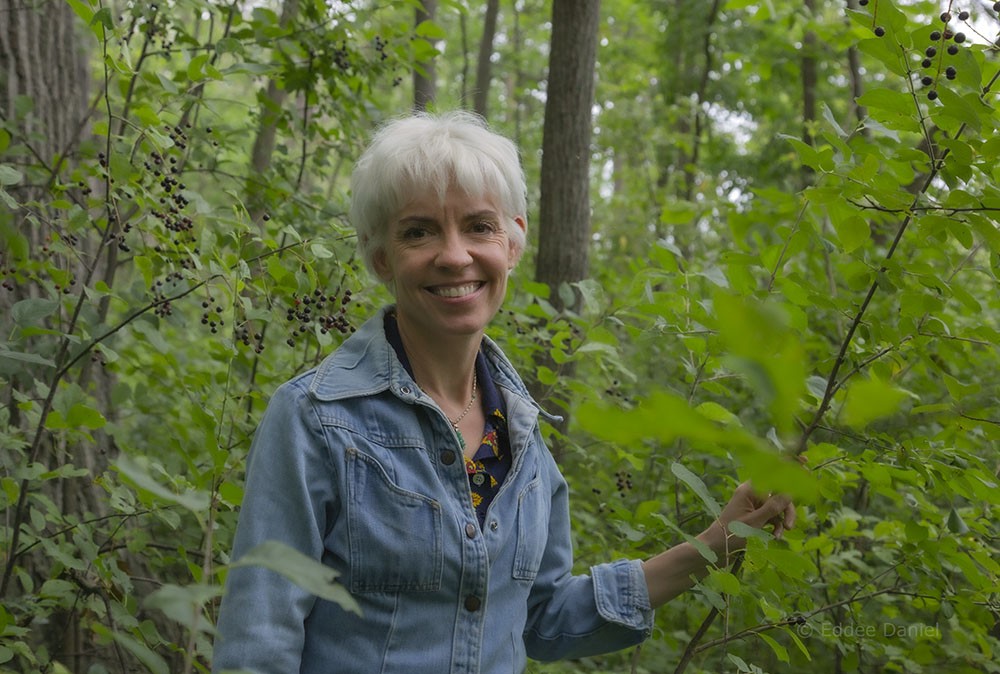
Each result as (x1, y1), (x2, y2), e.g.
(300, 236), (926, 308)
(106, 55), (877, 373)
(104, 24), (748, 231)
(384, 313), (511, 528)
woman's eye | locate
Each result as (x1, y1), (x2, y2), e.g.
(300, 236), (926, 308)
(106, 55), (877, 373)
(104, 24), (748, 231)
(402, 227), (427, 239)
(471, 221), (495, 234)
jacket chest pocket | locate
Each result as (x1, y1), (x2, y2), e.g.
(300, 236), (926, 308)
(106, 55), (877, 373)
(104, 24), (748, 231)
(345, 448), (443, 593)
(512, 477), (549, 581)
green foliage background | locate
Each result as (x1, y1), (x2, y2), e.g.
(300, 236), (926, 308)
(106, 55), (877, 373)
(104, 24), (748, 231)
(1, 0), (999, 672)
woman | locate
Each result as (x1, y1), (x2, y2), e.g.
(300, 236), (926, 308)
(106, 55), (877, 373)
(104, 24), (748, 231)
(212, 112), (795, 673)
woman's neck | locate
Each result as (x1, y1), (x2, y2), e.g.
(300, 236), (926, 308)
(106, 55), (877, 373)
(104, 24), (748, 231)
(395, 312), (481, 408)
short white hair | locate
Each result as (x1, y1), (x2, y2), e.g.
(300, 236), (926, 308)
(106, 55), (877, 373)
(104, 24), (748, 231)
(349, 111), (527, 276)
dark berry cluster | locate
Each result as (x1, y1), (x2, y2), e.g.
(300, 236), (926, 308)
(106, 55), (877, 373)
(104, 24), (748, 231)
(333, 41), (350, 70)
(615, 470), (634, 495)
(152, 271), (184, 318)
(1, 267), (17, 292)
(373, 35), (388, 62)
(917, 9), (971, 100)
(53, 276), (77, 296)
(139, 126), (199, 249)
(237, 326), (265, 353)
(603, 380), (634, 404)
(199, 294), (224, 333)
(284, 288), (355, 348)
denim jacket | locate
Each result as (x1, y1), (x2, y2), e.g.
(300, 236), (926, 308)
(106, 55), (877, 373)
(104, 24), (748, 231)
(213, 306), (653, 674)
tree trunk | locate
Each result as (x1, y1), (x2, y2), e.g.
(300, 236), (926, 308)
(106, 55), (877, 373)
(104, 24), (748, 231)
(0, 0), (90, 182)
(535, 0), (601, 311)
(802, 0), (817, 147)
(473, 0), (501, 119)
(246, 0), (301, 224)
(413, 0), (438, 111)
(845, 0), (867, 131)
(531, 0), (601, 459)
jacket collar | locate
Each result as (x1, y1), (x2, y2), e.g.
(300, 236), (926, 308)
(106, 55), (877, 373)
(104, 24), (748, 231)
(306, 305), (553, 411)
(307, 305), (562, 424)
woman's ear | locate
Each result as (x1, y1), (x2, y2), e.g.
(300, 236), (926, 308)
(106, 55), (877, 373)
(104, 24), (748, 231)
(508, 216), (526, 269)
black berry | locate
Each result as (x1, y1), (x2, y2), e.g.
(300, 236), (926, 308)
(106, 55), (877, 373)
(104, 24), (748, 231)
(922, 58), (933, 68)
(926, 46), (937, 57)
(927, 89), (939, 100)
(940, 12), (951, 22)
(874, 26), (885, 37)
(930, 30), (942, 41)
(946, 66), (957, 80)
(921, 76), (934, 86)
(947, 44), (959, 55)
(859, 0), (868, 4)
(958, 11), (969, 20)
(994, 2), (1000, 11)
(954, 32), (966, 43)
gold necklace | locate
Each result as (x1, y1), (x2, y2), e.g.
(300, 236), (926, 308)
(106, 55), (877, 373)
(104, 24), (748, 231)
(447, 370), (478, 431)
(419, 370), (478, 449)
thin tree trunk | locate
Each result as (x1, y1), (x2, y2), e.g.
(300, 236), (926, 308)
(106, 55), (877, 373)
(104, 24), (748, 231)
(460, 10), (469, 107)
(802, 0), (817, 147)
(535, 0), (601, 309)
(247, 0), (301, 223)
(531, 0), (601, 458)
(413, 0), (438, 111)
(473, 0), (501, 119)
(845, 0), (867, 130)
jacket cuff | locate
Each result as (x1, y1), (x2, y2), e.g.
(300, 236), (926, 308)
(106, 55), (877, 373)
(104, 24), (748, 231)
(590, 558), (655, 634)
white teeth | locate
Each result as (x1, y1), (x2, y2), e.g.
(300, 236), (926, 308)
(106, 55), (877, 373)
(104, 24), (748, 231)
(431, 283), (480, 298)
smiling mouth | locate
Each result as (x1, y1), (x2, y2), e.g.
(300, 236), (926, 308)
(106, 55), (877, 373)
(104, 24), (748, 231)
(428, 282), (483, 298)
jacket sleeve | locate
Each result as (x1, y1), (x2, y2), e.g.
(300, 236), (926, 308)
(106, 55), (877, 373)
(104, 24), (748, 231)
(522, 444), (654, 661)
(212, 381), (338, 674)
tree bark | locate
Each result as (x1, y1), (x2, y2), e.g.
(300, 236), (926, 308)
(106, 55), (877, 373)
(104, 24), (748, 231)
(473, 0), (501, 119)
(246, 0), (301, 223)
(845, 0), (867, 130)
(531, 0), (601, 459)
(413, 0), (438, 112)
(802, 0), (817, 147)
(535, 0), (601, 311)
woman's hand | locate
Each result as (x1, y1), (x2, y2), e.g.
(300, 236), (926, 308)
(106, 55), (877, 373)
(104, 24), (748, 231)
(697, 481), (796, 558)
(643, 481), (797, 608)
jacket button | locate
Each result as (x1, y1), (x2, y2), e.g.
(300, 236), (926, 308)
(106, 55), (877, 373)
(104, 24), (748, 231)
(440, 450), (456, 465)
(489, 520), (499, 531)
(464, 595), (481, 612)
(465, 523), (477, 539)
(400, 385), (411, 395)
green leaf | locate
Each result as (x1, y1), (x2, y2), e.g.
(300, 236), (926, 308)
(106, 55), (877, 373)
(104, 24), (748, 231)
(89, 6), (113, 30)
(66, 404), (106, 429)
(12, 298), (59, 324)
(729, 520), (773, 541)
(696, 401), (738, 425)
(0, 164), (23, 185)
(415, 19), (447, 40)
(670, 462), (721, 518)
(144, 583), (223, 632)
(842, 376), (907, 428)
(188, 54), (210, 81)
(310, 243), (334, 259)
(946, 508), (969, 534)
(856, 88), (914, 117)
(934, 87), (981, 133)
(0, 349), (55, 367)
(115, 455), (210, 513)
(134, 255), (153, 289)
(831, 214), (870, 252)
(231, 541), (361, 614)
(758, 632), (789, 662)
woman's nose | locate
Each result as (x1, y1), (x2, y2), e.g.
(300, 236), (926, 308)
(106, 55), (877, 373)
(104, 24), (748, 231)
(435, 229), (473, 268)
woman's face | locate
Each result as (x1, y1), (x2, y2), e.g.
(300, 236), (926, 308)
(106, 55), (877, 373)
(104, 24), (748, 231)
(374, 185), (524, 346)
